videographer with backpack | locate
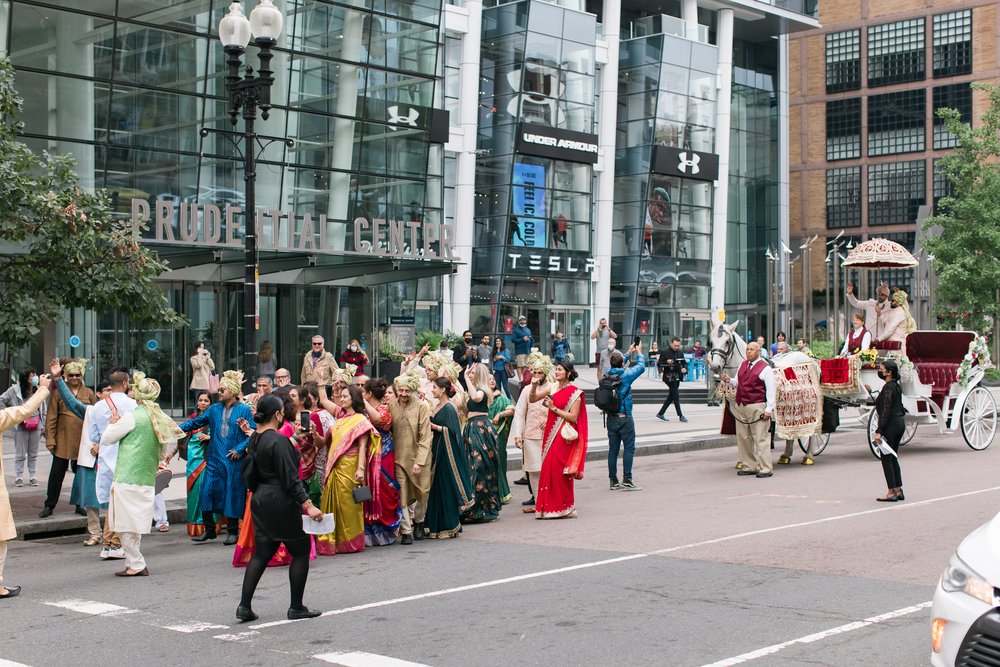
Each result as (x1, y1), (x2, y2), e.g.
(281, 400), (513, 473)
(598, 342), (645, 491)
(655, 337), (688, 423)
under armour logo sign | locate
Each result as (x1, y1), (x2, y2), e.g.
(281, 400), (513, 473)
(677, 152), (701, 175)
(387, 106), (419, 129)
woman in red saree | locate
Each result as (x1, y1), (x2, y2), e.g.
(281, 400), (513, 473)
(530, 360), (588, 519)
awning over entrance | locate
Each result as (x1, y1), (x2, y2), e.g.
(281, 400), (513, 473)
(155, 246), (458, 287)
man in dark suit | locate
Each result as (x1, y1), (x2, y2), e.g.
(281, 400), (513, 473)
(656, 337), (688, 423)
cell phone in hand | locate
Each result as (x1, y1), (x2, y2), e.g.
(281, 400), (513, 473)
(633, 336), (641, 346)
(300, 411), (311, 432)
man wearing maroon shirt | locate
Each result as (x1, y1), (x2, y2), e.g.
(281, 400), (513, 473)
(721, 342), (776, 478)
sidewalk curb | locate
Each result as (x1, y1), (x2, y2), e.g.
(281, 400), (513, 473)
(14, 436), (736, 539)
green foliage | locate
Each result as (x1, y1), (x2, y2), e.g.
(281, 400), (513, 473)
(923, 82), (1000, 334)
(415, 329), (461, 351)
(375, 330), (406, 361)
(985, 368), (1000, 383)
(0, 58), (183, 359)
(810, 340), (835, 359)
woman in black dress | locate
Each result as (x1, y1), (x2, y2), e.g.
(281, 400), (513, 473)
(873, 360), (906, 502)
(237, 394), (324, 622)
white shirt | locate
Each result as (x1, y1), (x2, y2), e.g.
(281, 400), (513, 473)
(728, 359), (776, 414)
(840, 327), (873, 356)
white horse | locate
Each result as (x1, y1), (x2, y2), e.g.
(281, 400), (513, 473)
(708, 327), (826, 463)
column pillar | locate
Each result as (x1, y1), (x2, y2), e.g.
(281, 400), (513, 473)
(710, 8), (734, 312)
(682, 0), (699, 39)
(592, 0), (622, 361)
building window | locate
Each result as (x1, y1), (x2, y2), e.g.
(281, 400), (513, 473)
(868, 160), (925, 226)
(868, 18), (925, 87)
(826, 98), (861, 160)
(933, 83), (972, 149)
(826, 167), (861, 229)
(933, 10), (972, 77)
(868, 90), (925, 156)
(826, 29), (861, 93)
(933, 158), (955, 213)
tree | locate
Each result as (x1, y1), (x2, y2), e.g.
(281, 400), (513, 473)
(0, 58), (184, 367)
(922, 82), (1000, 333)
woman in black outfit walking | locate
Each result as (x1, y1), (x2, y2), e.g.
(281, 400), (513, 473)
(873, 360), (906, 502)
(237, 394), (324, 622)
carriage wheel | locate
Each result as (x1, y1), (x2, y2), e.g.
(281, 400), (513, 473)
(900, 420), (917, 446)
(867, 410), (883, 459)
(797, 432), (830, 456)
(961, 386), (998, 451)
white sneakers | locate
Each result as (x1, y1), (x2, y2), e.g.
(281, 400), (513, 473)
(99, 547), (126, 560)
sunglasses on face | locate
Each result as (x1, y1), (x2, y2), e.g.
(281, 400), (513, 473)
(66, 374), (82, 378)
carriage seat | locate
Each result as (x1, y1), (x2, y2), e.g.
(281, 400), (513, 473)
(874, 341), (902, 351)
(914, 362), (958, 397)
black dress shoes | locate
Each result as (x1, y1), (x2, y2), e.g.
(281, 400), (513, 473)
(287, 607), (321, 620)
(413, 522), (425, 540)
(75, 506), (87, 516)
(737, 470), (758, 476)
(0, 586), (21, 599)
(514, 475), (529, 486)
(236, 606), (258, 622)
(191, 532), (217, 543)
(38, 507), (53, 518)
(223, 533), (238, 546)
(756, 471), (773, 478)
(400, 533), (413, 545)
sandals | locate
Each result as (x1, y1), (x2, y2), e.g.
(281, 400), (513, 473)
(875, 493), (898, 503)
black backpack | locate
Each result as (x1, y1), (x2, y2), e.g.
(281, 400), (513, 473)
(594, 374), (622, 414)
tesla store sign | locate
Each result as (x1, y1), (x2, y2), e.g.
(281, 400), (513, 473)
(131, 198), (456, 261)
(515, 123), (599, 164)
(651, 145), (720, 182)
(506, 252), (596, 276)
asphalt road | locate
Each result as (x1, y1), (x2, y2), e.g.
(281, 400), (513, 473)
(3, 423), (998, 667)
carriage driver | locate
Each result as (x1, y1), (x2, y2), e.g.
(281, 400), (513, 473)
(721, 342), (776, 478)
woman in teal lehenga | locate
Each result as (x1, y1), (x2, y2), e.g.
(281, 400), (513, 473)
(424, 378), (474, 539)
(488, 374), (514, 504)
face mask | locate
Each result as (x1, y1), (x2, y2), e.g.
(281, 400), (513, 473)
(877, 371), (886, 380)
(351, 345), (358, 352)
(464, 338), (472, 344)
(31, 376), (39, 387)
(607, 343), (615, 350)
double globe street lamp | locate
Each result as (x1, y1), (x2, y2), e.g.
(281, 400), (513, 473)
(210, 0), (292, 390)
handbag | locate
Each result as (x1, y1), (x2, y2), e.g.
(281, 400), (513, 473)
(208, 373), (220, 393)
(504, 362), (516, 379)
(22, 415), (40, 432)
(560, 422), (578, 441)
(351, 485), (372, 503)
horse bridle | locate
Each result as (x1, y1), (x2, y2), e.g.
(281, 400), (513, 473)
(709, 326), (746, 372)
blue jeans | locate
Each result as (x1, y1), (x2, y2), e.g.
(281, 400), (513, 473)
(493, 369), (511, 398)
(607, 413), (636, 481)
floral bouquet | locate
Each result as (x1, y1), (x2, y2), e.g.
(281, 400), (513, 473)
(957, 336), (993, 387)
(859, 347), (878, 367)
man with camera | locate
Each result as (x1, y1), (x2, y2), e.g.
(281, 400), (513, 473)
(656, 337), (688, 423)
(591, 318), (617, 384)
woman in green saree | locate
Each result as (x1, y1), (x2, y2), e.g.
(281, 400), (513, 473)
(425, 377), (474, 538)
(488, 374), (514, 504)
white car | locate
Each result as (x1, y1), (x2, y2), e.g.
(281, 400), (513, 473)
(931, 511), (1000, 666)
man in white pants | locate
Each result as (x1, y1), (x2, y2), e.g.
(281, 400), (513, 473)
(511, 351), (553, 510)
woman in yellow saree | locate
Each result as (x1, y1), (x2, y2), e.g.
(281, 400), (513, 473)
(316, 386), (379, 555)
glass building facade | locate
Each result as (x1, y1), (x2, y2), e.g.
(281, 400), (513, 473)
(2, 0), (453, 412)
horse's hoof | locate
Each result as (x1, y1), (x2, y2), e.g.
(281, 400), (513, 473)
(735, 461), (744, 470)
(777, 455), (791, 465)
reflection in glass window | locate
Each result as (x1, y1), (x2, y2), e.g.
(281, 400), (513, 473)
(825, 98), (861, 160)
(933, 10), (972, 77)
(867, 90), (925, 156)
(933, 83), (971, 149)
(825, 29), (861, 93)
(826, 167), (861, 229)
(867, 18), (925, 87)
(868, 160), (925, 226)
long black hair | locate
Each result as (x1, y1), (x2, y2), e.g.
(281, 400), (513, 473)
(433, 376), (456, 398)
(17, 367), (36, 398)
(882, 359), (900, 382)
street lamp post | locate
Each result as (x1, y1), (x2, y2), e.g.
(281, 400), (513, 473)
(214, 0), (286, 391)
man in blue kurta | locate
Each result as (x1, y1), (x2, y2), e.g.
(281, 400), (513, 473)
(179, 370), (255, 545)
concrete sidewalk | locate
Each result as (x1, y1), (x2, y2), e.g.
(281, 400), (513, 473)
(3, 392), (732, 539)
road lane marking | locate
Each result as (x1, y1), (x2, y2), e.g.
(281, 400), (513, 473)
(162, 621), (230, 633)
(239, 484), (1000, 634)
(648, 485), (1000, 556)
(213, 630), (259, 643)
(246, 553), (648, 630)
(314, 652), (431, 666)
(45, 599), (135, 615)
(698, 601), (932, 666)
(0, 660), (34, 667)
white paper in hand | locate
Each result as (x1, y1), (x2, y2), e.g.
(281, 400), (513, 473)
(302, 513), (334, 535)
(877, 440), (896, 457)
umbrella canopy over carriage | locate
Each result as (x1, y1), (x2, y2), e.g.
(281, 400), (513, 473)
(841, 238), (919, 269)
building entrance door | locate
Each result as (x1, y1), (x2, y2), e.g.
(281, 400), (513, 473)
(548, 308), (588, 365)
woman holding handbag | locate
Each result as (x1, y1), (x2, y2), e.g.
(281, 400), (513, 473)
(0, 368), (46, 487)
(492, 337), (513, 399)
(316, 385), (377, 555)
(529, 360), (588, 519)
(189, 341), (216, 402)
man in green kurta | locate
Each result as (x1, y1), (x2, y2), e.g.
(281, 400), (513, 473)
(101, 373), (182, 577)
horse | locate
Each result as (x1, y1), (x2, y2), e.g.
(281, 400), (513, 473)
(708, 326), (826, 463)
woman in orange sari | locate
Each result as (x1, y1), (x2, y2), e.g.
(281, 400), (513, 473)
(316, 386), (378, 555)
(530, 360), (588, 519)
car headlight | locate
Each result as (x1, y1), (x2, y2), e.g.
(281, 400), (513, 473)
(941, 553), (996, 605)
